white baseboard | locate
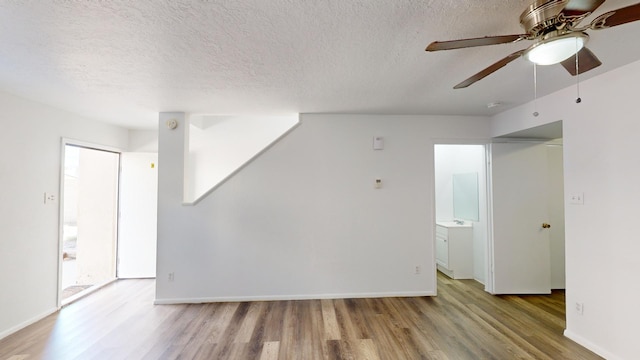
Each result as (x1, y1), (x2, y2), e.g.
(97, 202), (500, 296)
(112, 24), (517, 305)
(0, 307), (58, 341)
(564, 329), (620, 360)
(154, 290), (435, 305)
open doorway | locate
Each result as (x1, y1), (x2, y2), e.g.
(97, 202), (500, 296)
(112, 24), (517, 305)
(433, 143), (489, 289)
(60, 143), (120, 304)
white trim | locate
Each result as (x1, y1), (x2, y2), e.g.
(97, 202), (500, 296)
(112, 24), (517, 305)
(430, 137), (492, 145)
(430, 139), (438, 296)
(491, 138), (563, 145)
(485, 143), (495, 294)
(564, 330), (620, 360)
(0, 307), (57, 341)
(57, 139), (66, 308)
(61, 137), (123, 154)
(154, 291), (435, 305)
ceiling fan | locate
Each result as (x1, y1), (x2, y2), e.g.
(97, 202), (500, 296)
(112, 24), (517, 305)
(426, 0), (640, 89)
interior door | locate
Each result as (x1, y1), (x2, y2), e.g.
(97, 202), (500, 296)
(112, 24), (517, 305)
(60, 144), (120, 305)
(490, 142), (551, 294)
(117, 153), (158, 278)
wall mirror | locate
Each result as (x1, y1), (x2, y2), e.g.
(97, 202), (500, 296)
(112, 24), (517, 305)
(453, 172), (479, 221)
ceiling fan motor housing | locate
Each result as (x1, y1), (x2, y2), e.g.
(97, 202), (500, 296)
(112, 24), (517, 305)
(520, 0), (571, 36)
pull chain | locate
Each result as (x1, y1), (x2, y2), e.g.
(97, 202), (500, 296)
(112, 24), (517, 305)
(533, 63), (539, 117)
(576, 37), (582, 103)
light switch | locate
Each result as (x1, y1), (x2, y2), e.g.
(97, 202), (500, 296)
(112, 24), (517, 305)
(374, 179), (382, 189)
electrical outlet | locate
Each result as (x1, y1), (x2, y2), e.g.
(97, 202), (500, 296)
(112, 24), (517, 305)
(569, 193), (584, 205)
(415, 266), (421, 275)
(575, 302), (584, 315)
(168, 272), (175, 281)
(44, 192), (56, 204)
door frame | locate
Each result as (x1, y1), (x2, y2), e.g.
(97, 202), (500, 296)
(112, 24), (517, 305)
(432, 139), (491, 294)
(57, 138), (122, 308)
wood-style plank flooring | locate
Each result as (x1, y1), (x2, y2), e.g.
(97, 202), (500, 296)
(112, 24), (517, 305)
(0, 273), (602, 359)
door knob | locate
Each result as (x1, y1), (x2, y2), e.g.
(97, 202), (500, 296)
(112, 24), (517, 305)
(542, 223), (551, 229)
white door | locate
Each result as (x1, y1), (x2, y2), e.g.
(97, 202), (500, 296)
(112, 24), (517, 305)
(490, 142), (551, 294)
(60, 144), (120, 304)
(118, 153), (158, 278)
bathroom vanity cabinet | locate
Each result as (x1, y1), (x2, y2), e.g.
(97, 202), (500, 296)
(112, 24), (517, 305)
(436, 222), (473, 279)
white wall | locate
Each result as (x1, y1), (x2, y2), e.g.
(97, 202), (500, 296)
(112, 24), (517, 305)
(0, 91), (129, 339)
(491, 59), (640, 360)
(128, 129), (158, 153)
(156, 113), (490, 303)
(186, 115), (299, 202)
(434, 145), (487, 283)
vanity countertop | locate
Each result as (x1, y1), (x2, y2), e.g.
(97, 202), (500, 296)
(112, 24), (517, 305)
(436, 221), (472, 228)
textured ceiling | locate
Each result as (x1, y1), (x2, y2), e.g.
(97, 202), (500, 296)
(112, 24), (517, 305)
(1, 0), (640, 129)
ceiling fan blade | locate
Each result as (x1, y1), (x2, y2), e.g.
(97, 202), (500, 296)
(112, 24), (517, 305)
(590, 3), (640, 28)
(562, 0), (606, 16)
(453, 50), (525, 89)
(426, 35), (526, 51)
(560, 47), (602, 75)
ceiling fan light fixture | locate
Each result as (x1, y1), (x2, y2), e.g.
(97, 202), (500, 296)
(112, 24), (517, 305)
(524, 32), (588, 66)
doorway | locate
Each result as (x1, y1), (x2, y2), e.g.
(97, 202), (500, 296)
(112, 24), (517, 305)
(60, 143), (120, 304)
(488, 121), (566, 294)
(433, 143), (489, 288)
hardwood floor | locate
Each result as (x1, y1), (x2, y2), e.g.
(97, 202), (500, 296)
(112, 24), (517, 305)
(0, 273), (602, 359)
